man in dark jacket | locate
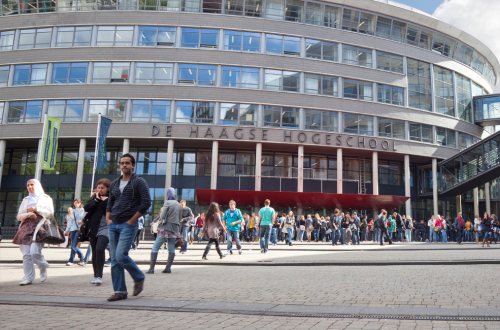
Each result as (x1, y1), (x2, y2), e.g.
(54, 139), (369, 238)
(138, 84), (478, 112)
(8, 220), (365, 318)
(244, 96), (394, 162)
(454, 211), (465, 244)
(376, 209), (392, 246)
(106, 153), (151, 302)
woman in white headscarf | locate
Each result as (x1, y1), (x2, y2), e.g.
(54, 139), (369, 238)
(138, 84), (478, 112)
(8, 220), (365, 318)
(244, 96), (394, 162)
(12, 179), (54, 285)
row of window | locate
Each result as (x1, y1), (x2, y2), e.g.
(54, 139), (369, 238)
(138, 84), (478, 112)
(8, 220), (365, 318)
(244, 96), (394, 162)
(0, 0), (494, 84)
(0, 99), (477, 149)
(0, 59), (487, 121)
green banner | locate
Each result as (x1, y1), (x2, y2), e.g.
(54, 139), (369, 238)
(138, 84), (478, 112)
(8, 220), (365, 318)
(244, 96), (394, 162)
(41, 116), (61, 170)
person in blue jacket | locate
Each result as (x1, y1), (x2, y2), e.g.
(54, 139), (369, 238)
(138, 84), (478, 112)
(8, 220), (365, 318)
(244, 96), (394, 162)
(222, 200), (243, 255)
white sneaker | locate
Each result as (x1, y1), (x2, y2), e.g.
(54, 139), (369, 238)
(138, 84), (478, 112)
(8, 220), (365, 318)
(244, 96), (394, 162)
(40, 270), (47, 282)
(19, 279), (32, 286)
(90, 277), (97, 284)
(94, 277), (102, 286)
(66, 262), (74, 266)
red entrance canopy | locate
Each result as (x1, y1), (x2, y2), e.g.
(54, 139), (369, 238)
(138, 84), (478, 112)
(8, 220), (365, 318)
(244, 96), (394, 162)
(196, 189), (409, 210)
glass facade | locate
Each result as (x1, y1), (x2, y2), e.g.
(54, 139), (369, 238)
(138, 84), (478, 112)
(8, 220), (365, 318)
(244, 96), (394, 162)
(407, 58), (432, 111)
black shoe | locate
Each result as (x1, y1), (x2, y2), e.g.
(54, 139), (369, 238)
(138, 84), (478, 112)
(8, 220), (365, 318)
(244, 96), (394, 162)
(133, 280), (144, 296)
(107, 293), (128, 302)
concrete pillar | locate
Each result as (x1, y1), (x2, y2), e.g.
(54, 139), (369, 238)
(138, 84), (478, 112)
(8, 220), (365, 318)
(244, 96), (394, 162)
(34, 138), (43, 181)
(74, 138), (86, 200)
(210, 141), (218, 190)
(485, 182), (491, 214)
(456, 195), (462, 215)
(0, 140), (6, 192)
(404, 154), (411, 217)
(297, 145), (304, 192)
(372, 151), (379, 195)
(165, 139), (174, 188)
(432, 158), (438, 216)
(473, 187), (479, 218)
(255, 143), (262, 191)
(122, 138), (130, 154)
(336, 148), (343, 194)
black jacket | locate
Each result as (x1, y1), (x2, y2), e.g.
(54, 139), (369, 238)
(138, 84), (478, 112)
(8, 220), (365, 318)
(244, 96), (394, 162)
(84, 196), (108, 239)
(107, 173), (151, 224)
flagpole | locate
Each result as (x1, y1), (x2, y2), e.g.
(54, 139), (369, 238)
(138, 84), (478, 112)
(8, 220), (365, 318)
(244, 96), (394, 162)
(35, 114), (48, 181)
(90, 114), (102, 196)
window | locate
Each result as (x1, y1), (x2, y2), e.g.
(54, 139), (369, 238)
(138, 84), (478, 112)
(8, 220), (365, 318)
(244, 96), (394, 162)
(47, 100), (84, 122)
(7, 101), (43, 123)
(178, 64), (217, 85)
(13, 64), (47, 85)
(263, 105), (299, 128)
(342, 9), (374, 35)
(407, 58), (432, 111)
(135, 63), (173, 84)
(436, 127), (456, 148)
(458, 132), (474, 150)
(433, 66), (454, 117)
(343, 113), (373, 136)
(284, 0), (302, 22)
(223, 30), (260, 52)
(377, 84), (404, 106)
(131, 100), (171, 122)
(265, 34), (300, 56)
(379, 161), (401, 185)
(225, 0), (243, 15)
(305, 2), (322, 25)
(0, 66), (9, 86)
(88, 100), (126, 122)
(181, 28), (218, 48)
(304, 109), (338, 131)
(262, 153), (294, 177)
(409, 123), (433, 143)
(454, 43), (474, 66)
(265, 0), (284, 20)
(305, 39), (337, 61)
(456, 73), (472, 123)
(92, 62), (130, 83)
(264, 69), (299, 92)
(219, 103), (256, 125)
(376, 51), (403, 73)
(0, 102), (4, 123)
(342, 45), (372, 67)
(138, 26), (176, 46)
(18, 28), (52, 49)
(202, 0), (222, 13)
(55, 27), (92, 47)
(218, 152), (255, 176)
(221, 66), (259, 88)
(406, 25), (430, 49)
(304, 73), (338, 96)
(377, 118), (405, 139)
(324, 5), (340, 28)
(245, 0), (262, 16)
(52, 63), (88, 84)
(0, 30), (15, 51)
(96, 26), (134, 46)
(175, 101), (215, 123)
(343, 79), (373, 101)
(432, 33), (455, 56)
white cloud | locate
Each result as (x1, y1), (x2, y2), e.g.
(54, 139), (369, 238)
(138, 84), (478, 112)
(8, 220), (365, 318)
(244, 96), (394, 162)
(433, 0), (500, 89)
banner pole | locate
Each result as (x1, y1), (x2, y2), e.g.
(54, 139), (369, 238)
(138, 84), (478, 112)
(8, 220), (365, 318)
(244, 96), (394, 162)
(35, 114), (48, 181)
(90, 114), (101, 195)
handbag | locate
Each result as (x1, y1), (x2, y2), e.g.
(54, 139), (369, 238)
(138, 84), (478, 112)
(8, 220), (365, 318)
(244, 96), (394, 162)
(299, 225), (305, 231)
(78, 215), (91, 242)
(34, 215), (65, 245)
(175, 237), (184, 248)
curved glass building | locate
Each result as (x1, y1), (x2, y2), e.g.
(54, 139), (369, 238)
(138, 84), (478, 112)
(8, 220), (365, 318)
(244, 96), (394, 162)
(0, 0), (499, 228)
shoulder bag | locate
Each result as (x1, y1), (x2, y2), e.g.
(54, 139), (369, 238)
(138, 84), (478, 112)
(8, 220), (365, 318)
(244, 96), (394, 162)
(34, 215), (66, 245)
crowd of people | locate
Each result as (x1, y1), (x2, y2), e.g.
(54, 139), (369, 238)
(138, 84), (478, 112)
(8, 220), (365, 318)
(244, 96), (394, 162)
(12, 153), (499, 302)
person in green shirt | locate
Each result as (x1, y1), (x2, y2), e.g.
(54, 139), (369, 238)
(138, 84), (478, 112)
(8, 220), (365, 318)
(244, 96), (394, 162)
(222, 200), (243, 255)
(258, 199), (276, 253)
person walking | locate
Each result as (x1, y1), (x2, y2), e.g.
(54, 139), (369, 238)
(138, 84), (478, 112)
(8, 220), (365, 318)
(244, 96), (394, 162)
(283, 211), (295, 246)
(131, 216), (144, 250)
(84, 178), (111, 285)
(106, 153), (151, 302)
(201, 202), (226, 260)
(376, 209), (392, 246)
(64, 205), (84, 266)
(454, 212), (465, 244)
(73, 199), (91, 264)
(146, 187), (181, 274)
(258, 199), (276, 253)
(222, 200), (243, 255)
(13, 179), (54, 285)
(405, 216), (413, 242)
(179, 200), (194, 253)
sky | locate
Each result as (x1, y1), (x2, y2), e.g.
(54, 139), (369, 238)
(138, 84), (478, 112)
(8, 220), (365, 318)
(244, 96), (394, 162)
(394, 0), (500, 90)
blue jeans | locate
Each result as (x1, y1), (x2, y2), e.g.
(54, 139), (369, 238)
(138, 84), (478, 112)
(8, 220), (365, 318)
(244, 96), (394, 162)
(270, 228), (278, 245)
(375, 228), (381, 243)
(442, 230), (448, 243)
(313, 229), (320, 241)
(180, 226), (190, 252)
(226, 230), (242, 251)
(259, 225), (271, 251)
(332, 229), (341, 245)
(352, 230), (359, 244)
(429, 228), (434, 242)
(151, 235), (176, 254)
(298, 229), (304, 242)
(397, 228), (404, 241)
(405, 229), (412, 242)
(287, 227), (293, 242)
(68, 230), (83, 263)
(108, 222), (144, 294)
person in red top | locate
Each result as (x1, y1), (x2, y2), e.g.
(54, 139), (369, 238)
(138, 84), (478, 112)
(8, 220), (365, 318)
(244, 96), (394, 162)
(454, 211), (465, 244)
(194, 213), (205, 242)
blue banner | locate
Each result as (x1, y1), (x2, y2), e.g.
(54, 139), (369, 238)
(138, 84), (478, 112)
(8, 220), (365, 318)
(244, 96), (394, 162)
(96, 116), (112, 170)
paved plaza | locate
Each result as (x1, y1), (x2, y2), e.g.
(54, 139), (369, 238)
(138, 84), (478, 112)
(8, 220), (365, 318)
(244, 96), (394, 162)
(1, 241), (500, 329)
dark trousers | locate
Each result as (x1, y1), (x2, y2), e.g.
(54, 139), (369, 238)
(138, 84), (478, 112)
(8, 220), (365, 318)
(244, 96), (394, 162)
(456, 228), (463, 244)
(90, 235), (109, 278)
(203, 238), (223, 257)
(380, 228), (392, 245)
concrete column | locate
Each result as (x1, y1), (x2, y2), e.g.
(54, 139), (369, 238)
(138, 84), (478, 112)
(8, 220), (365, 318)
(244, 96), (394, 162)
(74, 139), (86, 200)
(0, 140), (6, 192)
(485, 182), (491, 215)
(210, 141), (218, 190)
(456, 195), (462, 214)
(432, 158), (438, 216)
(255, 143), (262, 191)
(473, 187), (479, 217)
(404, 154), (412, 217)
(297, 145), (304, 192)
(336, 148), (343, 194)
(122, 138), (130, 154)
(372, 151), (379, 195)
(165, 139), (174, 188)
(34, 138), (43, 181)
